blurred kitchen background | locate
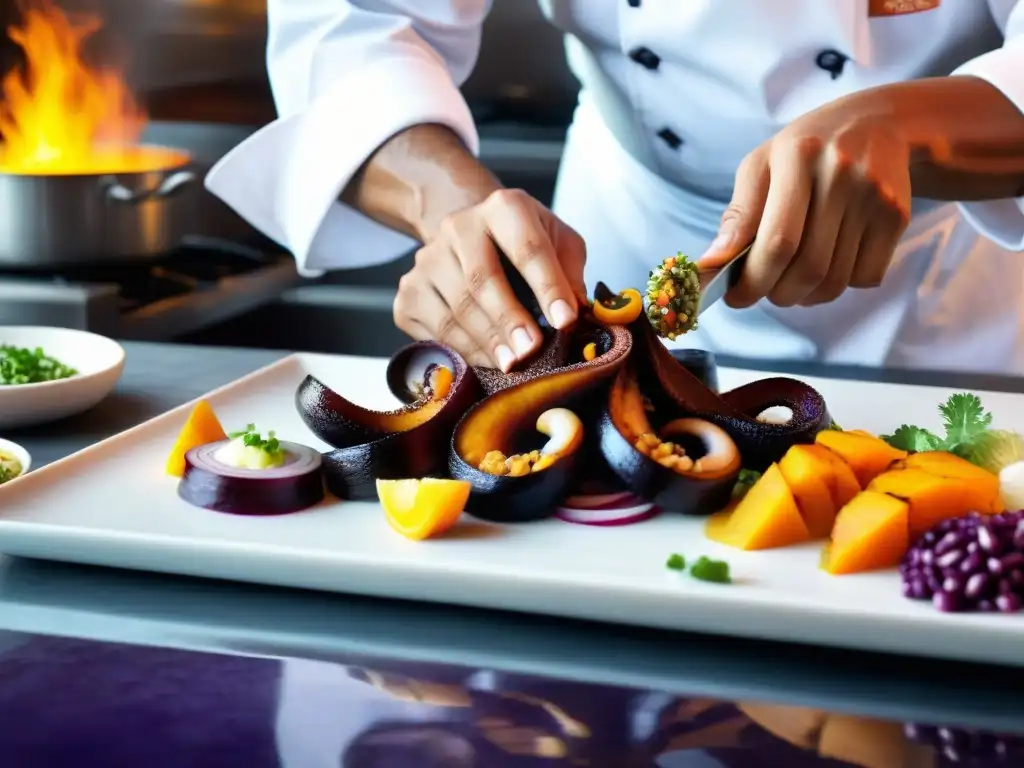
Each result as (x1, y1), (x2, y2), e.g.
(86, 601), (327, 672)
(0, 0), (580, 355)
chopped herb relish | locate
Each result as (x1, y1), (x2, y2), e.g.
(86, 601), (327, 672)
(665, 553), (687, 571)
(0, 345), (77, 385)
(227, 424), (282, 457)
(690, 556), (731, 584)
(645, 254), (701, 340)
(665, 552), (732, 584)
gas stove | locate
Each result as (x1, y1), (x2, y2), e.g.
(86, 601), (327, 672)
(0, 236), (301, 341)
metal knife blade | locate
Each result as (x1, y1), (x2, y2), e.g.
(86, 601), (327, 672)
(697, 242), (752, 316)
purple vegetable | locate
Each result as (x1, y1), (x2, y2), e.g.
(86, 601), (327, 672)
(904, 722), (1024, 764)
(178, 440), (325, 515)
(900, 510), (1024, 613)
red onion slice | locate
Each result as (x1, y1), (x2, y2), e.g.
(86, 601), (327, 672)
(561, 491), (635, 509)
(178, 440), (325, 515)
(555, 493), (659, 527)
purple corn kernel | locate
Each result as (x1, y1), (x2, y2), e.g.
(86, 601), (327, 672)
(935, 531), (963, 555)
(960, 551), (984, 574)
(902, 510), (1024, 614)
(933, 591), (963, 612)
(1001, 552), (1024, 571)
(965, 572), (990, 599)
(996, 593), (1022, 613)
(936, 549), (965, 569)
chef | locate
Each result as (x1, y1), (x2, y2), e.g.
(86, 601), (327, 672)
(206, 1), (1024, 374)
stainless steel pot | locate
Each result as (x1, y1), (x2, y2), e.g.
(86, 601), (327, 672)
(0, 154), (199, 269)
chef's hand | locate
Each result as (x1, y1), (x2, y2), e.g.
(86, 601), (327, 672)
(393, 188), (588, 371)
(698, 94), (913, 308)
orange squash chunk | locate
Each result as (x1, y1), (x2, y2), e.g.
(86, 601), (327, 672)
(705, 463), (810, 550)
(823, 491), (909, 575)
(376, 478), (471, 541)
(802, 444), (862, 507)
(815, 430), (907, 487)
(894, 451), (1002, 514)
(867, 468), (999, 540)
(779, 446), (836, 539)
(166, 400), (227, 478)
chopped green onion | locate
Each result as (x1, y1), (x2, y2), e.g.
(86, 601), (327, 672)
(0, 345), (77, 385)
(228, 424), (282, 457)
(665, 553), (686, 571)
(690, 556), (731, 584)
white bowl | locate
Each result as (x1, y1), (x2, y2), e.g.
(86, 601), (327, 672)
(0, 327), (126, 430)
(0, 438), (31, 482)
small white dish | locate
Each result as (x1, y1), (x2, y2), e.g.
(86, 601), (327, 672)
(0, 438), (31, 483)
(0, 327), (126, 430)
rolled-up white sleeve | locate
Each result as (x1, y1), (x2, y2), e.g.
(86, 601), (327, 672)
(952, 1), (1024, 252)
(204, 1), (490, 276)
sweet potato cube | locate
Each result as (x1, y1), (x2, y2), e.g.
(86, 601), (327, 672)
(815, 430), (908, 487)
(705, 463), (810, 550)
(823, 491), (909, 575)
(779, 446), (837, 539)
(867, 468), (996, 540)
(802, 444), (862, 507)
(894, 451), (1002, 514)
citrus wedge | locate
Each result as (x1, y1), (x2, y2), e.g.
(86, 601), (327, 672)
(376, 478), (471, 540)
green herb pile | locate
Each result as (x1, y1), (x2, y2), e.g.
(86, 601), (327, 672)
(666, 552), (732, 584)
(0, 345), (77, 385)
(882, 392), (1024, 474)
(228, 424), (283, 457)
(0, 463), (17, 485)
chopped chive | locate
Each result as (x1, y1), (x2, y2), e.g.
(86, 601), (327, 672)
(229, 424), (283, 457)
(690, 556), (731, 584)
(665, 553), (686, 571)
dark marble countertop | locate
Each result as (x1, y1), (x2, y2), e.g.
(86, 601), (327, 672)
(1, 341), (1024, 767)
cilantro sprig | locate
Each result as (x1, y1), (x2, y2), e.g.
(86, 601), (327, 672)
(881, 393), (994, 461)
(228, 424), (282, 456)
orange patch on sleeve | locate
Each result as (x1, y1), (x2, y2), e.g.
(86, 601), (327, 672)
(869, 0), (940, 16)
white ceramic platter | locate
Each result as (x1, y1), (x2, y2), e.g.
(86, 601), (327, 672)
(0, 352), (1021, 666)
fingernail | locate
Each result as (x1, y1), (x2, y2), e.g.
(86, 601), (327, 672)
(549, 299), (576, 329)
(510, 327), (532, 357)
(698, 229), (735, 264)
(495, 344), (516, 372)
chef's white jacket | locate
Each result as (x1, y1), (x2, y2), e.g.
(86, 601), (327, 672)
(206, 1), (1024, 374)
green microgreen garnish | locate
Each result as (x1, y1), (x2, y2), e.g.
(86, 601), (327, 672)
(228, 423), (282, 456)
(665, 553), (686, 571)
(0, 464), (16, 485)
(666, 553), (731, 584)
(0, 345), (77, 385)
(690, 556), (732, 584)
(731, 468), (762, 500)
(881, 393), (995, 463)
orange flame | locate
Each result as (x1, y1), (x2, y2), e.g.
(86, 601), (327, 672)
(0, 0), (186, 175)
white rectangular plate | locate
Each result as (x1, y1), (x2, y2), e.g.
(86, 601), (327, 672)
(1, 353), (1022, 666)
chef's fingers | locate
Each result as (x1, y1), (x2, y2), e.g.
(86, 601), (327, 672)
(445, 221), (543, 368)
(850, 133), (912, 289)
(546, 213), (589, 303)
(698, 149), (769, 269)
(799, 206), (867, 306)
(728, 143), (815, 308)
(770, 144), (859, 306)
(394, 265), (487, 366)
(428, 247), (515, 371)
(405, 318), (491, 368)
(851, 200), (907, 289)
(483, 189), (580, 330)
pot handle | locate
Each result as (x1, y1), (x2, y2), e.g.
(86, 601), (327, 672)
(101, 170), (197, 204)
